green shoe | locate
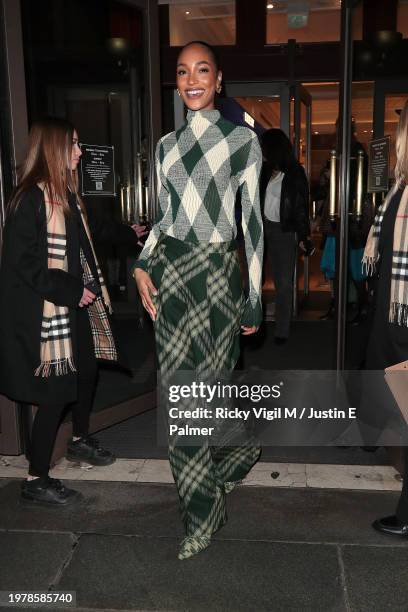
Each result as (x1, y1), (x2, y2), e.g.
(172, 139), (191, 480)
(178, 535), (211, 560)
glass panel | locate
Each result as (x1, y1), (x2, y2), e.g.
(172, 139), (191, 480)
(397, 0), (408, 37)
(266, 0), (362, 44)
(163, 0), (236, 46)
(304, 82), (339, 187)
(384, 93), (408, 176)
(300, 83), (339, 311)
(351, 82), (374, 150)
(299, 99), (308, 168)
(290, 94), (295, 143)
(234, 96), (280, 129)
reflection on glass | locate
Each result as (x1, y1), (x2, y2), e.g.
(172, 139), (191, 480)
(266, 0), (362, 44)
(397, 0), (408, 38)
(164, 0), (236, 46)
(351, 82), (374, 150)
(300, 100), (308, 169)
(385, 93), (408, 176)
(234, 96), (280, 129)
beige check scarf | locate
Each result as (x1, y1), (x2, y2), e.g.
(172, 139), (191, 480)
(35, 188), (117, 377)
(363, 184), (408, 327)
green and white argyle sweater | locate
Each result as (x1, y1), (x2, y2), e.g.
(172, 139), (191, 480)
(136, 109), (263, 326)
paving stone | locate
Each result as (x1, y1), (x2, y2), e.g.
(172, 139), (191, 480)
(0, 480), (183, 537)
(59, 535), (345, 611)
(221, 486), (408, 546)
(342, 545), (408, 611)
(0, 478), (12, 489)
(0, 532), (75, 590)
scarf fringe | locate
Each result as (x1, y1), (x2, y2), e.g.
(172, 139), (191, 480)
(390, 302), (408, 327)
(34, 357), (77, 378)
(361, 254), (379, 276)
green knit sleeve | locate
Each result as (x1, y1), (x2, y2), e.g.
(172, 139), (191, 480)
(134, 139), (169, 272)
(238, 131), (264, 327)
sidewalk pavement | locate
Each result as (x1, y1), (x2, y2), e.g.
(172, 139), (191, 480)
(1, 477), (408, 611)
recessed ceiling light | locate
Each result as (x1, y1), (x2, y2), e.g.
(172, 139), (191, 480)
(267, 3), (274, 9)
(314, 131), (319, 135)
(258, 99), (262, 102)
(185, 10), (190, 15)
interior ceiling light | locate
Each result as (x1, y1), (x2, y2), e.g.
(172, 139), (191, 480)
(185, 10), (190, 15)
(267, 3), (274, 9)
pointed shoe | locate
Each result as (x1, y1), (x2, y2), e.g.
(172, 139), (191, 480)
(178, 535), (211, 560)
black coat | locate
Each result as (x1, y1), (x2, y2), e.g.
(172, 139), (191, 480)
(0, 186), (139, 405)
(260, 163), (310, 241)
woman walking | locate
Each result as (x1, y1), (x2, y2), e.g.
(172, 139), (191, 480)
(0, 117), (142, 505)
(363, 101), (408, 536)
(134, 41), (263, 559)
(260, 129), (311, 343)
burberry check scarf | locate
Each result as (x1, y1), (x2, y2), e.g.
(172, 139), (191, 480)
(35, 188), (117, 377)
(363, 184), (408, 327)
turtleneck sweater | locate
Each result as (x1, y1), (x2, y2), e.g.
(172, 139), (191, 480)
(136, 109), (263, 326)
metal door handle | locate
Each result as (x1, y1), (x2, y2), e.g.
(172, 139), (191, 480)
(329, 149), (338, 221)
(355, 149), (364, 218)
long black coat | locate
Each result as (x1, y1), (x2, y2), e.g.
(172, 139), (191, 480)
(0, 186), (139, 405)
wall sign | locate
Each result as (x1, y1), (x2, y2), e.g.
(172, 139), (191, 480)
(368, 136), (390, 193)
(80, 144), (116, 196)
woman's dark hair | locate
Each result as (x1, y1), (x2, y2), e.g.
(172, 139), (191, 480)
(261, 128), (298, 173)
(178, 40), (220, 72)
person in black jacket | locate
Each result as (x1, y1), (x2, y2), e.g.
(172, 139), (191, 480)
(0, 117), (144, 506)
(260, 128), (312, 343)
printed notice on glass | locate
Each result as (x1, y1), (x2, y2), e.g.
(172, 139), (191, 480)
(368, 136), (390, 193)
(80, 144), (116, 196)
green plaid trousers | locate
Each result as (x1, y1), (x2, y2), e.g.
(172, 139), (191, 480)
(150, 234), (261, 538)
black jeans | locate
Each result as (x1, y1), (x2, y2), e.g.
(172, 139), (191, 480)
(28, 309), (98, 478)
(264, 220), (297, 338)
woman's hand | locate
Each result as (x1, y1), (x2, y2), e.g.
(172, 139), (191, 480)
(241, 325), (258, 336)
(134, 269), (158, 321)
(79, 288), (96, 308)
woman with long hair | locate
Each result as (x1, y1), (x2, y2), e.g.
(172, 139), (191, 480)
(260, 128), (311, 343)
(134, 41), (263, 559)
(363, 100), (408, 536)
(0, 117), (142, 505)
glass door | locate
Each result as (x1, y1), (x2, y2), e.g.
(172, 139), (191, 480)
(291, 84), (312, 176)
(291, 84), (312, 308)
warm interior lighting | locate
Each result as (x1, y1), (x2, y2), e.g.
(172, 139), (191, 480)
(185, 10), (190, 15)
(267, 3), (274, 9)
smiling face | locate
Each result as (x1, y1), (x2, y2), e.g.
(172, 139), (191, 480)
(71, 130), (82, 171)
(176, 43), (222, 112)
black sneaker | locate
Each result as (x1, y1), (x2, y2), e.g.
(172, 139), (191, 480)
(21, 477), (81, 506)
(66, 436), (116, 466)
